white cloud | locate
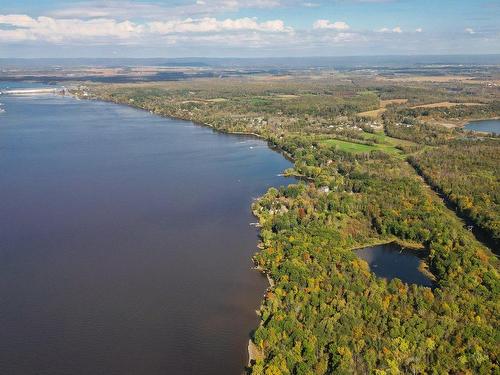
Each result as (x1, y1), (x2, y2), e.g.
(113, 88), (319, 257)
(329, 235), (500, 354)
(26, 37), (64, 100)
(0, 15), (143, 43)
(326, 32), (365, 43)
(313, 20), (350, 30)
(0, 14), (39, 27)
(49, 0), (281, 20)
(0, 14), (291, 45)
(0, 29), (34, 42)
(377, 26), (402, 33)
(1, 5), (497, 56)
(148, 17), (292, 34)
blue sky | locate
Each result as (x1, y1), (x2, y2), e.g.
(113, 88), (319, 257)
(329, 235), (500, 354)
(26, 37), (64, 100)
(0, 0), (499, 57)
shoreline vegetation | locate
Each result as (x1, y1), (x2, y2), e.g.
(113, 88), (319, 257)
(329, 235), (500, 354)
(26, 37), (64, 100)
(71, 75), (499, 374)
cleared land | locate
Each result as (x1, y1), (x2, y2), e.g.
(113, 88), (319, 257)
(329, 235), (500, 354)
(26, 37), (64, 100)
(411, 101), (484, 109)
(321, 138), (381, 153)
(358, 99), (408, 118)
(321, 131), (416, 156)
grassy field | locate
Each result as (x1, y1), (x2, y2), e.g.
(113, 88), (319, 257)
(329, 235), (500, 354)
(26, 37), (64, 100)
(321, 138), (380, 153)
(321, 131), (417, 156)
(357, 98), (408, 118)
(356, 108), (385, 119)
(364, 131), (417, 147)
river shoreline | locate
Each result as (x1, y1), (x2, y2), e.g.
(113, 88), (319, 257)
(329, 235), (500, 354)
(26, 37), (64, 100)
(0, 90), (294, 375)
(436, 116), (500, 130)
(71, 91), (294, 372)
(70, 91), (297, 164)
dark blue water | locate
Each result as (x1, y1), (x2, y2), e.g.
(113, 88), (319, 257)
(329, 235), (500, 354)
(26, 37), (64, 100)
(0, 81), (54, 90)
(355, 243), (433, 287)
(464, 119), (500, 134)
(0, 90), (291, 375)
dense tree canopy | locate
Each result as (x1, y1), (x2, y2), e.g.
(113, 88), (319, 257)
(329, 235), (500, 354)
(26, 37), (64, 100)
(410, 139), (500, 249)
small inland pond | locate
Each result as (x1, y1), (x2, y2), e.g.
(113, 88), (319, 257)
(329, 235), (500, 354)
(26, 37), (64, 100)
(464, 119), (500, 134)
(0, 85), (292, 375)
(355, 243), (434, 287)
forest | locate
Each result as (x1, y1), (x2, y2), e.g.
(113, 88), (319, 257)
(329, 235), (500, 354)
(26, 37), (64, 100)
(73, 73), (500, 374)
(409, 139), (500, 250)
(251, 139), (498, 374)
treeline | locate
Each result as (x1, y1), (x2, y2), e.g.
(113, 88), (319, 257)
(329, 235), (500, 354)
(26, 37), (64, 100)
(372, 85), (453, 105)
(83, 86), (380, 135)
(383, 120), (455, 146)
(409, 139), (500, 249)
(399, 101), (500, 122)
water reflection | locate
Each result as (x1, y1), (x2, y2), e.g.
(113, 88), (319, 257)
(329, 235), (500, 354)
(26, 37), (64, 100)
(464, 119), (500, 134)
(355, 243), (434, 287)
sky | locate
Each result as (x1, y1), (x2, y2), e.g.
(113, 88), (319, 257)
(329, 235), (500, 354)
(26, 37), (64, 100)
(0, 0), (499, 58)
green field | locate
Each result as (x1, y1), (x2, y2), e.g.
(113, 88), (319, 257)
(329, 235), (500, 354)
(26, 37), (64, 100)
(364, 131), (413, 146)
(320, 131), (410, 156)
(321, 138), (380, 153)
(320, 130), (426, 157)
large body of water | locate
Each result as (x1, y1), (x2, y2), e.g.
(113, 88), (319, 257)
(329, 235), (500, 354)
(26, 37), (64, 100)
(464, 119), (500, 134)
(0, 88), (292, 374)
